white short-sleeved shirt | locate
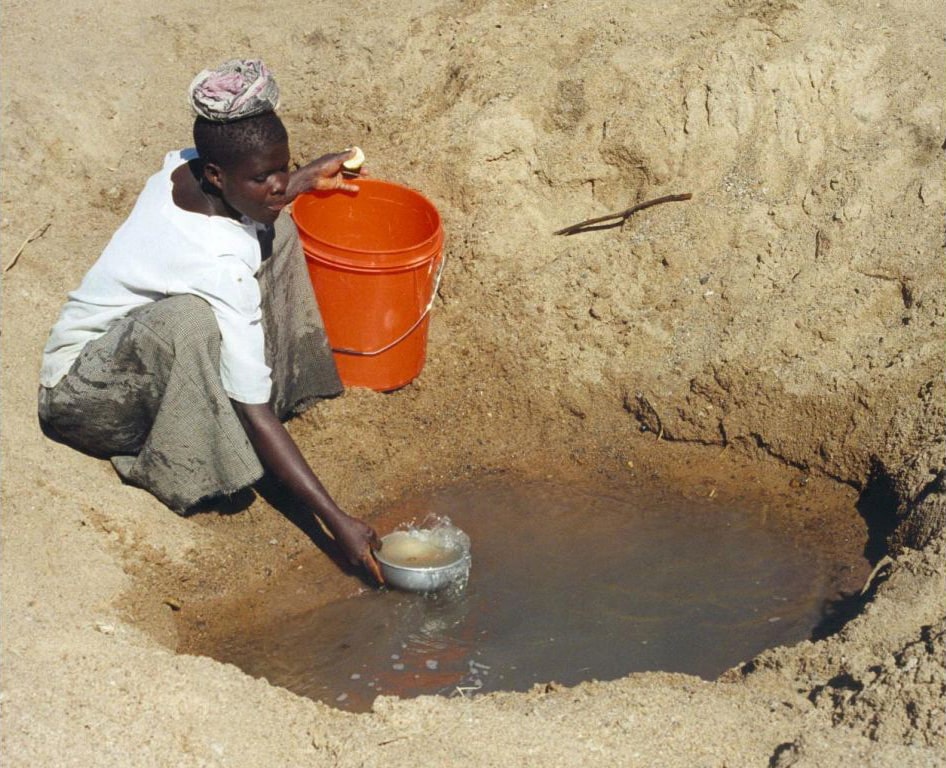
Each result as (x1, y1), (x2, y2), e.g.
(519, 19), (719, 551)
(40, 149), (273, 404)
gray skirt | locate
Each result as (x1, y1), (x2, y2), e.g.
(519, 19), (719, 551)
(38, 211), (342, 513)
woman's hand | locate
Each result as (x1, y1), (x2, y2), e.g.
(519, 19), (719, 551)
(287, 149), (363, 198)
(330, 514), (385, 585)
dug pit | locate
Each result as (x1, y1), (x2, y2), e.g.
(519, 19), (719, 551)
(176, 456), (870, 713)
(3, 0), (945, 763)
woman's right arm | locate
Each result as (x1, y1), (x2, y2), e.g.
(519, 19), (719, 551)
(232, 399), (384, 584)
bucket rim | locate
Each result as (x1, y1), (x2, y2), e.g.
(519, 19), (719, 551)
(304, 249), (443, 274)
(291, 178), (443, 264)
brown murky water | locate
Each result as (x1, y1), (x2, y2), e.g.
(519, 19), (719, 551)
(185, 477), (869, 712)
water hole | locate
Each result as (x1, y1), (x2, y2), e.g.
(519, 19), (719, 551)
(183, 476), (869, 712)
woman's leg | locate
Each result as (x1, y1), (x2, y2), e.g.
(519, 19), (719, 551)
(38, 295), (264, 512)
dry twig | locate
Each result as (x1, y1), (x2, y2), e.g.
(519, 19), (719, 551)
(4, 220), (52, 273)
(554, 193), (692, 236)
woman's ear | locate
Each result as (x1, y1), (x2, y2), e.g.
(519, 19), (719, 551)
(203, 162), (224, 192)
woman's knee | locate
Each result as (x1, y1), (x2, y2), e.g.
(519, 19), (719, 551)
(132, 295), (221, 360)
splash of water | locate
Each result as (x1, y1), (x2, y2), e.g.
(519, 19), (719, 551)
(394, 513), (472, 594)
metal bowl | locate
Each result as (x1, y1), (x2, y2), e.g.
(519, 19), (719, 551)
(375, 531), (469, 592)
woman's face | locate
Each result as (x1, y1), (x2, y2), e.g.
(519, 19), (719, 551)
(208, 140), (291, 225)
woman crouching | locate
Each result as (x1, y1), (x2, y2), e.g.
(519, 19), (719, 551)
(38, 59), (383, 584)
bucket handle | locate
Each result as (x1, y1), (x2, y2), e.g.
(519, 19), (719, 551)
(331, 253), (446, 357)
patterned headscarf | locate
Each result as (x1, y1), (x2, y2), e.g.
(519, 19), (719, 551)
(188, 59), (280, 122)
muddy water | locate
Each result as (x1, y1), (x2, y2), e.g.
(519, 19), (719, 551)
(192, 478), (869, 712)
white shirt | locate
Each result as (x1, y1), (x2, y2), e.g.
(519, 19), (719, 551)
(40, 149), (273, 404)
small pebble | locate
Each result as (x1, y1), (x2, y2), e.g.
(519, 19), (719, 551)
(336, 693), (348, 702)
(425, 659), (439, 670)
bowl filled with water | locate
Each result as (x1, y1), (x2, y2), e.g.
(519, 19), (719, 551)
(375, 521), (471, 592)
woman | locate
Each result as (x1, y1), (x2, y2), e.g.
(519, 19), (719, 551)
(38, 60), (383, 583)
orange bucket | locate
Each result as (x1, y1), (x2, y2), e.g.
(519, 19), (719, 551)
(291, 178), (444, 392)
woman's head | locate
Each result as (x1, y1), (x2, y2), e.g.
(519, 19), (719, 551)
(193, 112), (288, 171)
(188, 59), (289, 224)
(189, 59), (290, 225)
(195, 113), (291, 225)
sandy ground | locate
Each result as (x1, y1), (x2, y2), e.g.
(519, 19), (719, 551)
(2, 0), (945, 765)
